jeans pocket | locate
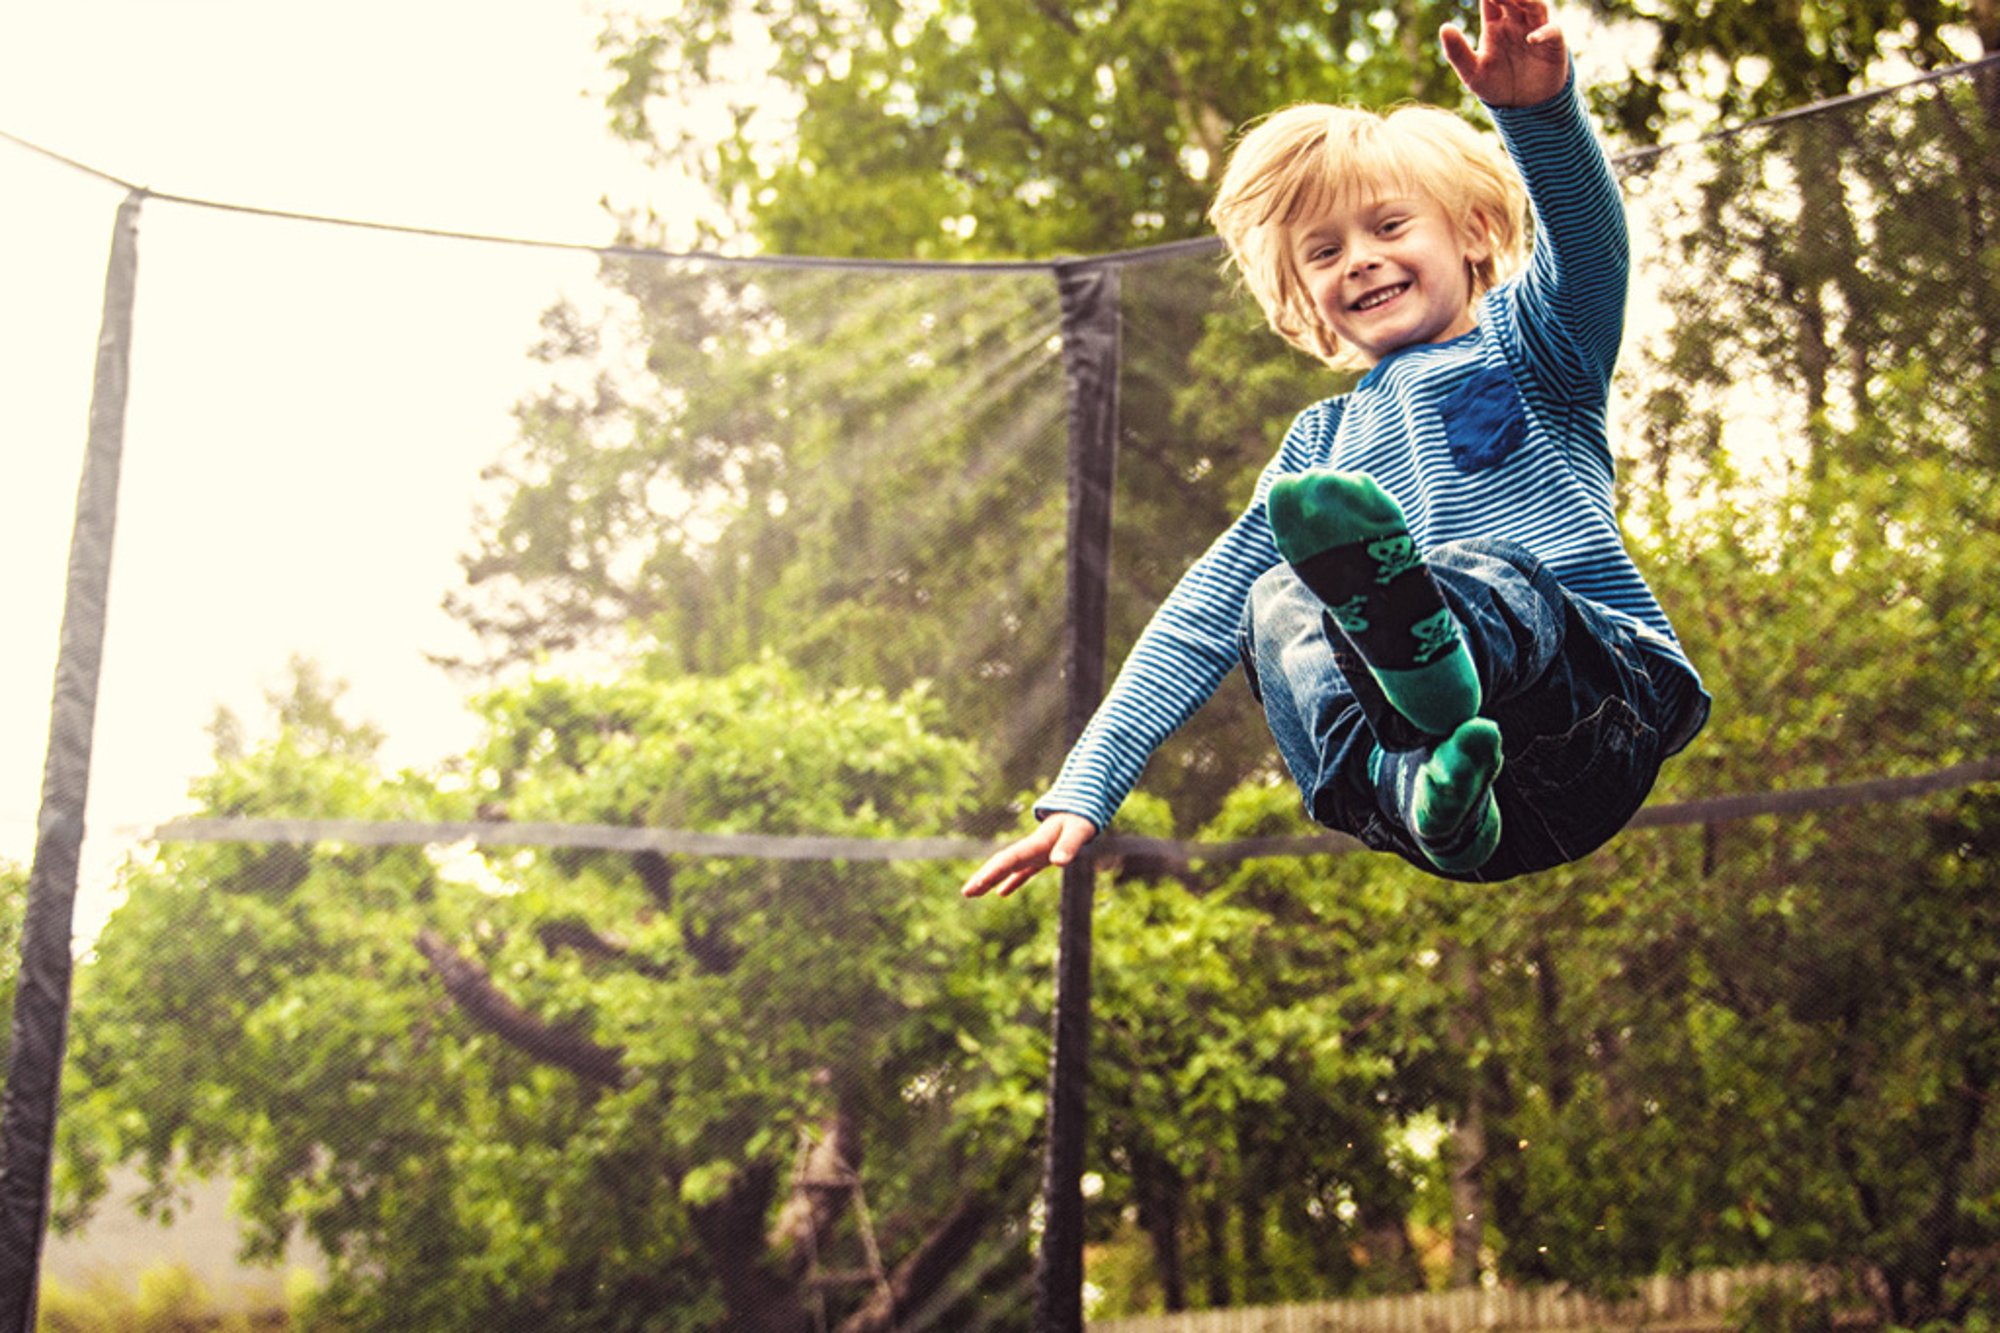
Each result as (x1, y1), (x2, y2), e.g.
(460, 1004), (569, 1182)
(1506, 693), (1659, 864)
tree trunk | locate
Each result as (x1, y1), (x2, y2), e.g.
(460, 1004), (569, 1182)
(1975, 0), (1999, 56)
(414, 929), (627, 1088)
(1202, 1192), (1231, 1309)
(1780, 121), (1864, 484)
(1133, 1147), (1189, 1311)
(1531, 942), (1573, 1109)
(770, 1095), (865, 1282)
(1448, 1085), (1487, 1289)
(690, 1164), (815, 1333)
(1355, 1194), (1426, 1293)
(1237, 1182), (1273, 1306)
(1446, 941), (1492, 1287)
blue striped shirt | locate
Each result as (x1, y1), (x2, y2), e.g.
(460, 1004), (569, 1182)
(1037, 79), (1705, 832)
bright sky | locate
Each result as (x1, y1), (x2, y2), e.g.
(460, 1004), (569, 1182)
(0, 2), (713, 938)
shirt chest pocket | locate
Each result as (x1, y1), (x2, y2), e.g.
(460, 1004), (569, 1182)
(1441, 366), (1529, 472)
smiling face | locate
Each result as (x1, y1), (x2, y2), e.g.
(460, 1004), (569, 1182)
(1293, 191), (1492, 366)
(1209, 101), (1529, 369)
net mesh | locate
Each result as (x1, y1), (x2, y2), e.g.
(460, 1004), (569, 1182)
(6, 57), (2000, 1332)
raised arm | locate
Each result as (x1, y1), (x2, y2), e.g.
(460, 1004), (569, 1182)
(1451, 0), (1628, 394)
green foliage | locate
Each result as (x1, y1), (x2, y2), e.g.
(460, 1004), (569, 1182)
(601, 0), (1482, 259)
(36, 1261), (302, 1332)
(1584, 0), (1992, 144)
(62, 658), (1044, 1331)
(597, 1), (1997, 262)
(1081, 780), (1464, 1309)
(0, 858), (25, 1077)
(450, 260), (1073, 813)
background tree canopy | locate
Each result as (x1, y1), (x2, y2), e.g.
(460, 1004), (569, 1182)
(594, 0), (1998, 259)
(40, 2), (2000, 1329)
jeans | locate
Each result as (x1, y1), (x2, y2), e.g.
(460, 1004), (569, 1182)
(1238, 538), (1705, 882)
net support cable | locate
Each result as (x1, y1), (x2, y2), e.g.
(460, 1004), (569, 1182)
(145, 754), (2000, 865)
(5, 51), (1998, 270)
(0, 189), (144, 1333)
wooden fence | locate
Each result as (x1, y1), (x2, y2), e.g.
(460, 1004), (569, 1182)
(1088, 1264), (1860, 1333)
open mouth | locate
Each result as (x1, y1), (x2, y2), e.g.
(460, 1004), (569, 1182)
(1351, 283), (1409, 312)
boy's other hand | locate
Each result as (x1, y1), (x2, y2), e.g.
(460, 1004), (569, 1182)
(960, 813), (1099, 899)
(1441, 0), (1568, 108)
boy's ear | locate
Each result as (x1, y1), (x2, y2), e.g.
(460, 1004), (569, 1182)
(1460, 209), (1496, 266)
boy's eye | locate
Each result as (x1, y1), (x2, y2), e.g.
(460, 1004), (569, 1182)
(1379, 217), (1408, 234)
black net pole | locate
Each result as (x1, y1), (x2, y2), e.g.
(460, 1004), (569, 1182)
(1034, 260), (1120, 1333)
(0, 189), (143, 1328)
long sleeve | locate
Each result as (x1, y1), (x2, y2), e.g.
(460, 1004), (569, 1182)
(1486, 75), (1630, 399)
(1033, 404), (1337, 829)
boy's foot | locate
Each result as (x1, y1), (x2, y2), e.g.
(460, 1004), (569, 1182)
(1266, 470), (1481, 736)
(1412, 718), (1503, 872)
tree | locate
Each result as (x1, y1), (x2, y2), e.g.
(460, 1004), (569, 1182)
(60, 658), (1050, 1331)
(1447, 345), (2000, 1317)
(600, 0), (1481, 260)
(425, 5), (2000, 1312)
(1583, 0), (1997, 144)
(448, 258), (1076, 815)
(1617, 47), (2000, 497)
(1080, 787), (1460, 1312)
(593, 0), (1999, 262)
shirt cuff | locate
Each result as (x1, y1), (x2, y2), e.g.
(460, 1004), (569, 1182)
(1483, 61), (1578, 121)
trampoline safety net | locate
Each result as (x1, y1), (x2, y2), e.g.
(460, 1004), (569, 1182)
(2, 55), (1999, 1333)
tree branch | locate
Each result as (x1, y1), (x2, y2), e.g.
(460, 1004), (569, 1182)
(688, 1162), (815, 1333)
(771, 1096), (864, 1275)
(633, 849), (677, 910)
(415, 928), (627, 1088)
(633, 849), (741, 973)
(1029, 0), (1080, 38)
(537, 918), (673, 979)
(834, 1194), (998, 1333)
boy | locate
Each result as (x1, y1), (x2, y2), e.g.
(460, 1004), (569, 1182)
(963, 0), (1707, 896)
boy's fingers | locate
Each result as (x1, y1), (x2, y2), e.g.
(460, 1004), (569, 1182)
(963, 816), (1094, 898)
(961, 849), (1018, 897)
(1439, 23), (1476, 75)
(963, 830), (1052, 897)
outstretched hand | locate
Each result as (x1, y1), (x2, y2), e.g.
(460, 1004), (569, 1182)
(1441, 0), (1568, 108)
(960, 813), (1098, 899)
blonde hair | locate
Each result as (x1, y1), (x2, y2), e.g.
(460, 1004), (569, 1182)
(1208, 102), (1529, 368)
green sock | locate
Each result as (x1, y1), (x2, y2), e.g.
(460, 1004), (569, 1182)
(1413, 718), (1503, 872)
(1266, 470), (1481, 736)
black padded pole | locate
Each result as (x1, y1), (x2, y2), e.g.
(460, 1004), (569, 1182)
(0, 189), (143, 1330)
(1034, 260), (1119, 1333)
